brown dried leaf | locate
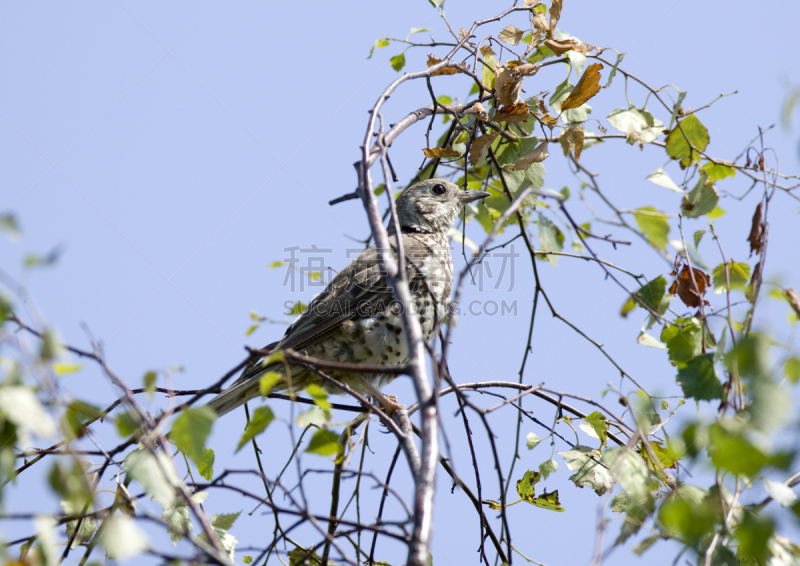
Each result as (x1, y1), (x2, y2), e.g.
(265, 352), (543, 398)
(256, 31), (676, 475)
(427, 54), (462, 76)
(544, 38), (593, 56)
(669, 265), (711, 308)
(498, 25), (524, 46)
(559, 126), (585, 161)
(512, 140), (550, 170)
(468, 133), (498, 166)
(560, 63), (602, 111)
(509, 63), (540, 77)
(459, 28), (469, 39)
(537, 99), (549, 114)
(549, 0), (563, 30)
(495, 101), (531, 124)
(471, 102), (489, 121)
(423, 147), (462, 159)
(495, 65), (524, 106)
(785, 289), (800, 318)
(532, 12), (548, 34)
(747, 201), (764, 256)
(479, 45), (496, 59)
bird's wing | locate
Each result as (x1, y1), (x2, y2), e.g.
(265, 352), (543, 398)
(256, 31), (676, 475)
(277, 233), (440, 352)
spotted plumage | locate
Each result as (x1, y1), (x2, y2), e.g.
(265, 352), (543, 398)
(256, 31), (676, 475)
(206, 179), (490, 417)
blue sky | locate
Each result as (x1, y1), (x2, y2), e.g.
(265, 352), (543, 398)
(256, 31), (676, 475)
(2, 1), (800, 564)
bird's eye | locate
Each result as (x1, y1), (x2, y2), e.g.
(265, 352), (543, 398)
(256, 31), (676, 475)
(432, 183), (446, 195)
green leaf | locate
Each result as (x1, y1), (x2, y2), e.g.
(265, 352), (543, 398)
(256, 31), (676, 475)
(115, 411), (138, 437)
(676, 354), (723, 401)
(368, 38), (389, 59)
(436, 95), (452, 105)
(236, 406), (275, 452)
(708, 422), (768, 476)
(172, 407), (215, 463)
(527, 43), (556, 64)
(668, 91), (687, 129)
(712, 261), (750, 293)
(665, 114), (709, 168)
(305, 383), (332, 412)
(243, 557), (253, 565)
(600, 448), (651, 500)
(536, 213), (564, 264)
(645, 167), (681, 192)
(539, 458), (558, 479)
(526, 432), (542, 449)
(245, 324), (258, 336)
(559, 445), (613, 495)
(60, 500), (96, 549)
(64, 401), (103, 438)
(635, 276), (667, 312)
(634, 207), (670, 251)
(524, 162), (546, 190)
(531, 490), (565, 512)
(785, 357), (800, 383)
(125, 449), (180, 507)
(603, 52), (625, 88)
(661, 318), (705, 368)
(268, 261), (284, 268)
(701, 160), (736, 182)
(259, 371), (283, 396)
(606, 106), (664, 144)
(98, 515), (148, 559)
(390, 53), (406, 72)
(584, 411), (608, 447)
(764, 479), (798, 507)
(212, 511), (241, 530)
(305, 428), (342, 457)
(693, 229), (706, 249)
(734, 512), (774, 565)
(725, 334), (769, 379)
(0, 213), (21, 239)
(516, 470), (541, 502)
(289, 301), (307, 315)
(196, 448), (215, 481)
(143, 371), (157, 400)
(53, 362), (83, 375)
(680, 174), (719, 218)
(658, 486), (716, 545)
(48, 461), (92, 506)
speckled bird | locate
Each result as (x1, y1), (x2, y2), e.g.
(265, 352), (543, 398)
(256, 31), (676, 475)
(206, 179), (489, 417)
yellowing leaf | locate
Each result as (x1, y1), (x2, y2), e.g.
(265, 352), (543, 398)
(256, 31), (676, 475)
(494, 65), (523, 106)
(559, 126), (585, 160)
(468, 133), (498, 166)
(561, 63), (603, 111)
(426, 54), (462, 76)
(423, 147), (462, 159)
(549, 0), (563, 30)
(532, 490), (565, 512)
(544, 38), (592, 56)
(498, 25), (524, 45)
(512, 140), (550, 170)
(495, 101), (531, 123)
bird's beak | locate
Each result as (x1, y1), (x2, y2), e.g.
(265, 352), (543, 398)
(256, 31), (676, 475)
(458, 190), (491, 204)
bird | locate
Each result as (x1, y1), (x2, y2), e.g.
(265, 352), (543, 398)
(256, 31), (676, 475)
(206, 179), (490, 417)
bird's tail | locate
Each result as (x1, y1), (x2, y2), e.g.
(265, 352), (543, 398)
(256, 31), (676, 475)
(206, 359), (287, 418)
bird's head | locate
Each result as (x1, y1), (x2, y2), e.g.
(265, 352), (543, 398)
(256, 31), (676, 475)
(391, 179), (490, 234)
